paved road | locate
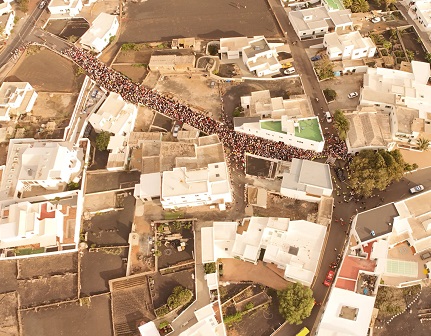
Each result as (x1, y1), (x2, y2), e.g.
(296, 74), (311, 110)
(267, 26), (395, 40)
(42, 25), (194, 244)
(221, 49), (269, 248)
(0, 5), (45, 67)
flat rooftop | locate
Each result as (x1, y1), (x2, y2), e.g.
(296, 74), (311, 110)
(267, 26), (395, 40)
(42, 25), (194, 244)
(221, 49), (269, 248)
(295, 118), (323, 142)
(355, 203), (399, 242)
(261, 120), (285, 134)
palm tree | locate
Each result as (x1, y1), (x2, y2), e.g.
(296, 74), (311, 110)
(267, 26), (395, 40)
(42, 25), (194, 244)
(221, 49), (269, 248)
(351, 0), (369, 13)
(416, 137), (430, 151)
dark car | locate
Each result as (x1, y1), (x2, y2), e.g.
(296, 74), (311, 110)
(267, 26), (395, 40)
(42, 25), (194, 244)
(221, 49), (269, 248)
(323, 270), (335, 287)
(421, 251), (431, 260)
(311, 55), (322, 61)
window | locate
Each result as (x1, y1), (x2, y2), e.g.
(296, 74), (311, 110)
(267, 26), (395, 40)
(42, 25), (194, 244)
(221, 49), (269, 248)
(215, 165), (218, 168)
(216, 174), (220, 177)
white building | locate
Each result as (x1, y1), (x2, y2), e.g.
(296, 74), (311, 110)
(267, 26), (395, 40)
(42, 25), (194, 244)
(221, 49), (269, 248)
(242, 36), (282, 77)
(0, 140), (82, 200)
(360, 61), (431, 146)
(240, 90), (313, 119)
(133, 172), (161, 202)
(48, 0), (83, 17)
(161, 162), (232, 210)
(202, 217), (327, 286)
(0, 82), (38, 121)
(280, 158), (333, 202)
(80, 13), (119, 53)
(89, 92), (137, 135)
(0, 2), (12, 16)
(0, 10), (14, 42)
(409, 0), (431, 30)
(234, 116), (325, 152)
(180, 303), (226, 336)
(344, 108), (396, 153)
(323, 31), (376, 61)
(289, 7), (353, 40)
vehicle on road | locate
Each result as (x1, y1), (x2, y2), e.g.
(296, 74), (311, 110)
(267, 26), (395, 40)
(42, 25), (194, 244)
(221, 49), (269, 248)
(311, 55), (322, 61)
(172, 124), (180, 137)
(325, 111), (332, 123)
(39, 1), (46, 8)
(348, 92), (358, 99)
(410, 185), (424, 194)
(282, 67), (296, 75)
(282, 62), (292, 68)
(323, 270), (335, 287)
(371, 17), (381, 23)
(296, 327), (310, 336)
(420, 251), (431, 260)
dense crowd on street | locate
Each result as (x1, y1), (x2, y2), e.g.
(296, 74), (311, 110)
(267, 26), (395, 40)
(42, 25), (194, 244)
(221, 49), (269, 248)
(62, 47), (347, 167)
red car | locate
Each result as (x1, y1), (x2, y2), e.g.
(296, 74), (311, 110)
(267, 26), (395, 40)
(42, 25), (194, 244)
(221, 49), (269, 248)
(323, 270), (335, 287)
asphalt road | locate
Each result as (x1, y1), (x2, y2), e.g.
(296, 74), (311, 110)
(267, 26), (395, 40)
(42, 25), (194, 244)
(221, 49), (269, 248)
(0, 5), (45, 67)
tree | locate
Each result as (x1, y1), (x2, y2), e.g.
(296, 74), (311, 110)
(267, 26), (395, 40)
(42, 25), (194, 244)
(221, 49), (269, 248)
(343, 0), (353, 8)
(277, 282), (314, 325)
(351, 0), (369, 12)
(208, 44), (219, 56)
(315, 58), (334, 80)
(323, 88), (337, 102)
(375, 286), (405, 316)
(348, 149), (408, 197)
(333, 109), (350, 141)
(425, 53), (431, 64)
(204, 262), (217, 274)
(382, 40), (392, 51)
(167, 286), (193, 310)
(95, 131), (111, 151)
(416, 137), (430, 151)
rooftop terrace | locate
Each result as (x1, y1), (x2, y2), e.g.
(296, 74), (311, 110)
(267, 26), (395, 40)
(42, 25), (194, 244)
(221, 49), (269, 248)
(260, 118), (323, 142)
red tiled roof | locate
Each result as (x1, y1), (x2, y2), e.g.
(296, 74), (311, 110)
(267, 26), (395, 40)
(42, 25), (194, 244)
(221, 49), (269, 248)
(338, 256), (376, 280)
(38, 203), (56, 220)
(335, 278), (356, 291)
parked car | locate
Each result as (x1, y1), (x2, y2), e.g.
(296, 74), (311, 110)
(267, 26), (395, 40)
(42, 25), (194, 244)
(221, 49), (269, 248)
(311, 55), (322, 61)
(348, 92), (358, 99)
(323, 270), (335, 287)
(39, 1), (46, 8)
(172, 124), (180, 137)
(410, 185), (424, 194)
(91, 89), (98, 98)
(371, 17), (381, 23)
(282, 67), (296, 75)
(325, 111), (332, 123)
(420, 251), (431, 260)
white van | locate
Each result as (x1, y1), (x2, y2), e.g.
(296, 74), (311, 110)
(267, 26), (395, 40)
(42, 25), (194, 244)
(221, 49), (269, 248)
(325, 111), (332, 123)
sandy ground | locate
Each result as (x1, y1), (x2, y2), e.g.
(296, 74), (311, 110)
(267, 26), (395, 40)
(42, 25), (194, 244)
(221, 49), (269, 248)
(400, 148), (431, 169)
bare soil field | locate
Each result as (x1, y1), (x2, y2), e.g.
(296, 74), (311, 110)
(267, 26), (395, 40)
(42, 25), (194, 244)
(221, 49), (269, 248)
(134, 105), (155, 132)
(85, 170), (140, 194)
(80, 249), (128, 296)
(0, 259), (18, 293)
(17, 252), (78, 279)
(20, 294), (113, 336)
(17, 273), (78, 308)
(0, 291), (19, 336)
(112, 64), (148, 83)
(5, 47), (84, 92)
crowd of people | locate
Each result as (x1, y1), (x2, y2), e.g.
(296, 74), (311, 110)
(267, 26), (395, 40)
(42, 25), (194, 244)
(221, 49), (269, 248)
(62, 47), (347, 168)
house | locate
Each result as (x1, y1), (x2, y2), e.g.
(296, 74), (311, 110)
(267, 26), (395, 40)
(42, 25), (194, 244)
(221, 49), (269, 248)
(242, 36), (282, 77)
(148, 54), (196, 73)
(138, 322), (161, 336)
(202, 217), (327, 286)
(0, 140), (82, 200)
(133, 172), (161, 202)
(48, 0), (83, 17)
(0, 200), (78, 254)
(0, 82), (38, 122)
(171, 37), (200, 50)
(409, 0), (431, 30)
(0, 2), (12, 16)
(280, 158), (333, 202)
(89, 92), (137, 136)
(344, 107), (396, 153)
(289, 6), (353, 40)
(79, 13), (119, 53)
(360, 61), (431, 146)
(234, 116), (325, 152)
(179, 303), (226, 336)
(323, 31), (376, 61)
(240, 90), (313, 119)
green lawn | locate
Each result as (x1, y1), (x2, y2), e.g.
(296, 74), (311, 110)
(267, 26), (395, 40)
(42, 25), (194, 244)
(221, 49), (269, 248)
(324, 0), (345, 10)
(295, 119), (323, 142)
(15, 247), (45, 256)
(261, 121), (286, 134)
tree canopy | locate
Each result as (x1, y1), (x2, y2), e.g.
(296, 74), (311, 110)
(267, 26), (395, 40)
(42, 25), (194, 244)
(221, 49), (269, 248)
(315, 58), (334, 80)
(204, 262), (217, 274)
(348, 149), (414, 197)
(95, 131), (111, 151)
(167, 286), (193, 310)
(277, 282), (314, 325)
(333, 110), (350, 141)
(416, 137), (430, 151)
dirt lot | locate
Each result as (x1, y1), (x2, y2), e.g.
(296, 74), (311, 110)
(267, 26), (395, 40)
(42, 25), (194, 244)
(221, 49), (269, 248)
(80, 249), (128, 295)
(17, 273), (78, 308)
(154, 75), (221, 118)
(20, 293), (113, 336)
(134, 105), (155, 131)
(113, 64), (148, 83)
(157, 226), (194, 269)
(400, 26), (427, 63)
(119, 0), (280, 42)
(0, 291), (19, 336)
(17, 252), (78, 279)
(151, 111), (175, 132)
(0, 260), (18, 293)
(85, 171), (140, 194)
(5, 47), (84, 92)
(45, 18), (89, 39)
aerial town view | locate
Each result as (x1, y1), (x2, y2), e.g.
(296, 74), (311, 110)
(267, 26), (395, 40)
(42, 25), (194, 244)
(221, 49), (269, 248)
(1, 0), (431, 335)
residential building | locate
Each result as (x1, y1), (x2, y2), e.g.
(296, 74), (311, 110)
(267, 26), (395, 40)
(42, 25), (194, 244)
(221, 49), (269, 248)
(133, 172), (161, 202)
(323, 31), (376, 61)
(89, 92), (137, 135)
(289, 7), (353, 40)
(202, 217), (327, 286)
(0, 10), (14, 42)
(48, 0), (83, 17)
(148, 54), (196, 72)
(172, 37), (201, 51)
(234, 116), (325, 152)
(219, 36), (250, 59)
(0, 2), (12, 16)
(344, 107), (396, 153)
(280, 158), (333, 202)
(242, 36), (282, 77)
(360, 61), (431, 147)
(240, 90), (313, 119)
(79, 13), (119, 53)
(138, 322), (160, 336)
(409, 0), (431, 30)
(0, 140), (82, 200)
(0, 82), (38, 122)
(0, 200), (78, 255)
(179, 303), (226, 336)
